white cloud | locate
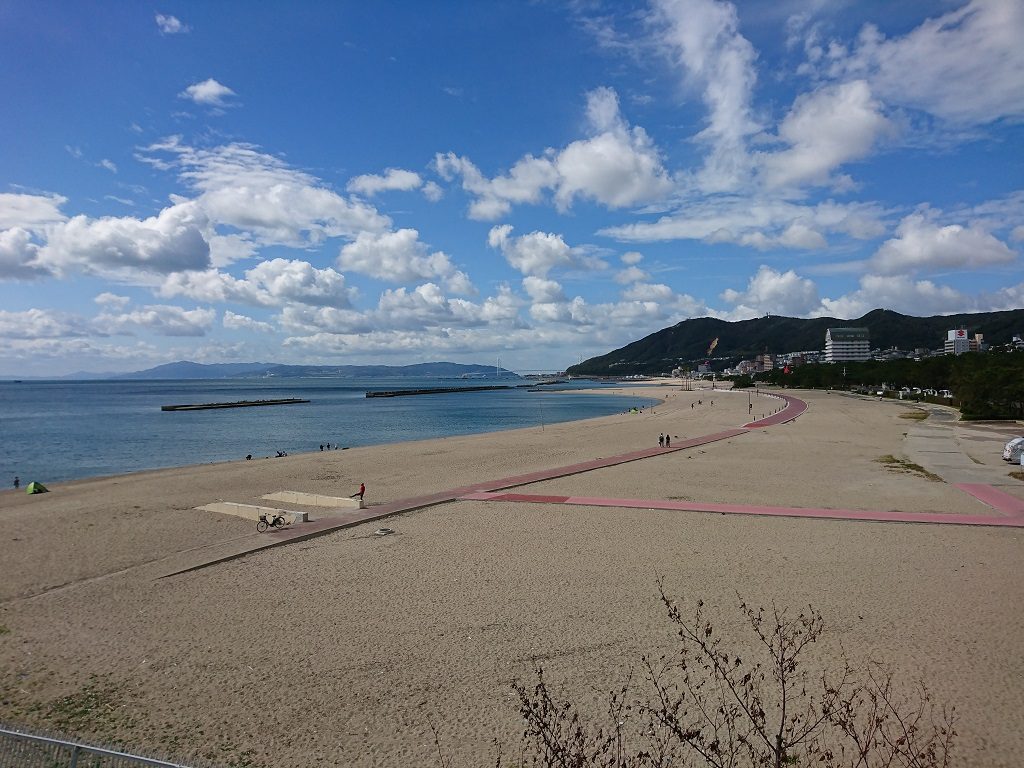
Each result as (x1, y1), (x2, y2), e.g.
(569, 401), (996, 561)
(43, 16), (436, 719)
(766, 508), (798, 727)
(37, 202), (211, 278)
(94, 305), (216, 337)
(758, 80), (890, 190)
(615, 266), (650, 284)
(653, 0), (759, 192)
(145, 140), (391, 247)
(435, 152), (557, 220)
(818, 274), (971, 318)
(223, 310), (274, 333)
(0, 193), (67, 230)
(346, 168), (423, 196)
(160, 259), (356, 309)
(435, 86), (670, 220)
(870, 211), (1017, 275)
(521, 276), (566, 303)
(488, 225), (598, 278)
(337, 229), (472, 292)
(830, 0), (1024, 125)
(721, 265), (820, 316)
(553, 87), (673, 210)
(601, 197), (884, 247)
(0, 308), (88, 339)
(94, 292), (130, 309)
(0, 228), (49, 280)
(179, 78), (237, 107)
(155, 13), (189, 34)
(99, 159), (118, 173)
(422, 181), (443, 202)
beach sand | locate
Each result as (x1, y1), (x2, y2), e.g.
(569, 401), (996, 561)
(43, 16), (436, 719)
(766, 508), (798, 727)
(1, 385), (1022, 767)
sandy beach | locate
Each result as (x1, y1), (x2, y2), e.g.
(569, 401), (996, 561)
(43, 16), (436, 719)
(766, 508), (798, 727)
(1, 384), (1022, 767)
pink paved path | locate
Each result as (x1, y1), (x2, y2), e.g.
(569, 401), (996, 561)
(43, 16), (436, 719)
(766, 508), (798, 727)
(159, 392), (1017, 577)
(458, 491), (1024, 528)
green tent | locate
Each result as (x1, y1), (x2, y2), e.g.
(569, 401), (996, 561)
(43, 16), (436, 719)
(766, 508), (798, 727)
(25, 482), (48, 494)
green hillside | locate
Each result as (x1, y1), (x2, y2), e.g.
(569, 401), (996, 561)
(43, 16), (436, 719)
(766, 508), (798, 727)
(567, 308), (1024, 376)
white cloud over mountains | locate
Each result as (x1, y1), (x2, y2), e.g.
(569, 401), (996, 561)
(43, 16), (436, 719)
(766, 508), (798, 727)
(2, 0), (1022, 376)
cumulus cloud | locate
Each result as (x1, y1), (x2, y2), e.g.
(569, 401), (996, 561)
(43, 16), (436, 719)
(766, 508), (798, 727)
(758, 80), (890, 190)
(870, 211), (1017, 274)
(615, 265), (650, 284)
(521, 276), (566, 303)
(178, 78), (237, 107)
(828, 0), (1024, 125)
(818, 274), (971, 318)
(488, 225), (600, 278)
(0, 193), (67, 230)
(435, 86), (671, 220)
(223, 310), (274, 333)
(94, 305), (216, 337)
(143, 139), (390, 247)
(155, 13), (189, 34)
(94, 292), (130, 309)
(653, 0), (760, 192)
(602, 197), (883, 247)
(0, 308), (89, 339)
(337, 229), (472, 292)
(435, 152), (557, 220)
(160, 258), (356, 308)
(37, 202), (211, 278)
(0, 228), (49, 280)
(721, 265), (820, 316)
(347, 168), (423, 196)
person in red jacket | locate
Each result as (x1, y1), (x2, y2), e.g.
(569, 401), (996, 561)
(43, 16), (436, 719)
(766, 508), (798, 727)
(351, 482), (365, 500)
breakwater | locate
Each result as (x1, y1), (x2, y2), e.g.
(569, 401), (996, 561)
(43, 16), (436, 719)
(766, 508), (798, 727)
(366, 380), (565, 398)
(161, 398), (310, 411)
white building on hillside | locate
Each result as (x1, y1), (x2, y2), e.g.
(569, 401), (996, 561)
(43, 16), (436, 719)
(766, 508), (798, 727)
(944, 329), (983, 355)
(825, 327), (870, 363)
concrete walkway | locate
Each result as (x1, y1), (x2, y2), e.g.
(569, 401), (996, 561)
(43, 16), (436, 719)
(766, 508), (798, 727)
(159, 393), (803, 578)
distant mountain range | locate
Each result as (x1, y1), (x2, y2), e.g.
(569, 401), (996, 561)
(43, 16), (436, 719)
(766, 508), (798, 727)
(567, 308), (1024, 376)
(35, 361), (520, 381)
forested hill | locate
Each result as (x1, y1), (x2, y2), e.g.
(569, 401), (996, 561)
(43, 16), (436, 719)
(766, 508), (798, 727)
(567, 308), (1024, 376)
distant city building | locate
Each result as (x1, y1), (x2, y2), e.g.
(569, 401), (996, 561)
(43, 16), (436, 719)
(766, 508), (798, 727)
(944, 329), (984, 356)
(825, 327), (870, 363)
(755, 353), (774, 373)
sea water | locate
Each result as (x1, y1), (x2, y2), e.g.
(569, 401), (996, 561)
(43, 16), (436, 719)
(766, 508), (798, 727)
(0, 378), (656, 484)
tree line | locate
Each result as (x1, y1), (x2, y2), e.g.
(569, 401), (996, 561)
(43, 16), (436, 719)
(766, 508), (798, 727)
(746, 351), (1023, 420)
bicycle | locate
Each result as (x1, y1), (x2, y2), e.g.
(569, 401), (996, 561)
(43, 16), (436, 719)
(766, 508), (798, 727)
(257, 512), (288, 532)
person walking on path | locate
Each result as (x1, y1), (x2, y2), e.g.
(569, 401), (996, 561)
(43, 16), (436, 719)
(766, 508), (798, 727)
(658, 433), (664, 447)
(665, 434), (671, 448)
(13, 476), (19, 490)
(351, 482), (365, 500)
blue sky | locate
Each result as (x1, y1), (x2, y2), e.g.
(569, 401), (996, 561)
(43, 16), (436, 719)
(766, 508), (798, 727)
(1, 0), (1021, 376)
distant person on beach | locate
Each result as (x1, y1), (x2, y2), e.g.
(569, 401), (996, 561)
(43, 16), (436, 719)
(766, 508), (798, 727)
(13, 476), (19, 489)
(659, 433), (664, 447)
(351, 482), (365, 500)
(320, 444), (324, 451)
(665, 434), (671, 448)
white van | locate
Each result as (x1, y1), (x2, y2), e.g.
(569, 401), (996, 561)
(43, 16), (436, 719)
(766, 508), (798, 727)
(1003, 437), (1024, 462)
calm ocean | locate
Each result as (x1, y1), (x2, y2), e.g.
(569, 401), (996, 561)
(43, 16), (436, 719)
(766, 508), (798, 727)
(0, 378), (654, 485)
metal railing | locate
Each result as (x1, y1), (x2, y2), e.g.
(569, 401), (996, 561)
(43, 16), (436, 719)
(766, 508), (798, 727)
(0, 725), (196, 768)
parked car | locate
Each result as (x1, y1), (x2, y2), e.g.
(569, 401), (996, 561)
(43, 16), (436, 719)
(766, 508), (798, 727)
(1003, 437), (1024, 462)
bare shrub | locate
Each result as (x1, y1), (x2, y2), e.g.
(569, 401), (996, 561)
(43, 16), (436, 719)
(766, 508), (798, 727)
(512, 584), (956, 768)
